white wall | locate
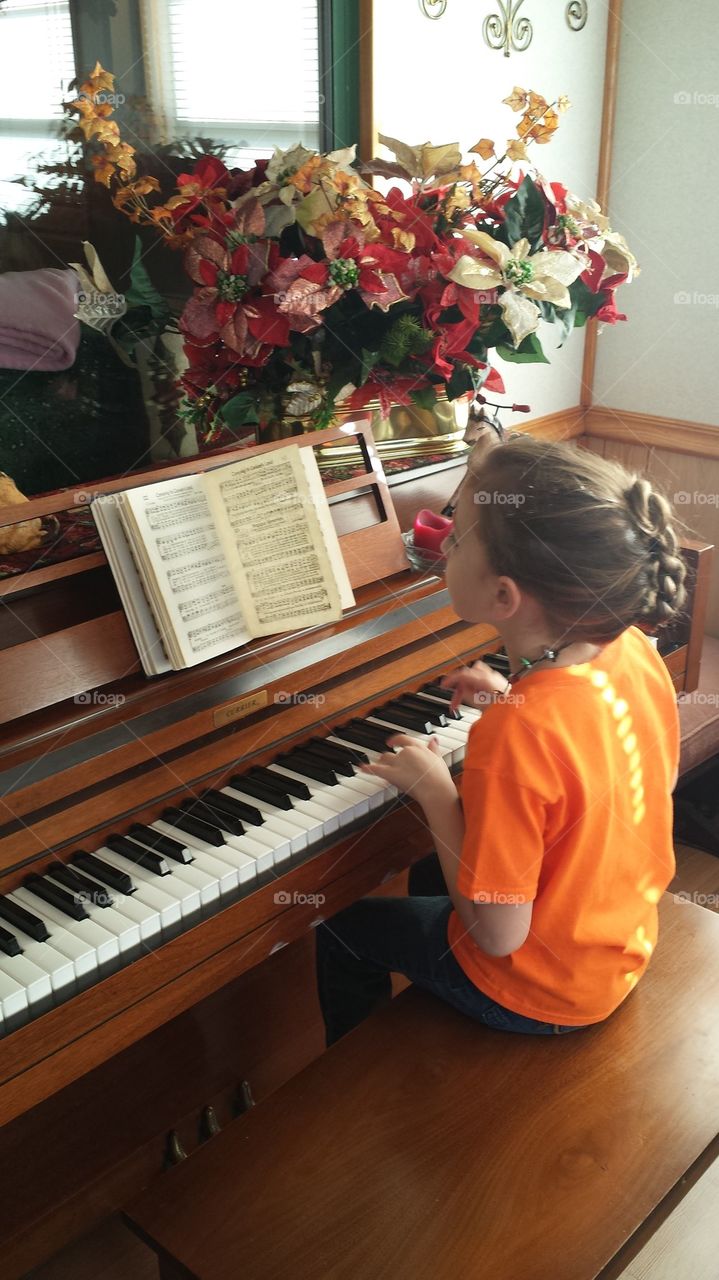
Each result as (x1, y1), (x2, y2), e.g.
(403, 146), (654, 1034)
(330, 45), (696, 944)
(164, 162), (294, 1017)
(372, 0), (610, 420)
(593, 0), (719, 427)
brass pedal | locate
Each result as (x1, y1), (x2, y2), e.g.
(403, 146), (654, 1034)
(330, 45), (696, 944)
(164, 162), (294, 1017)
(164, 1129), (188, 1167)
(235, 1079), (256, 1115)
(199, 1103), (222, 1141)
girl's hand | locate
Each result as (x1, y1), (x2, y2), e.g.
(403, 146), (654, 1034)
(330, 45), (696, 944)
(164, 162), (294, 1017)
(441, 661), (510, 712)
(360, 735), (454, 802)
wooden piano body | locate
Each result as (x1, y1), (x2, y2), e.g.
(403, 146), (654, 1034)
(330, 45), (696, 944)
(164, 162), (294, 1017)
(0, 426), (711, 1277)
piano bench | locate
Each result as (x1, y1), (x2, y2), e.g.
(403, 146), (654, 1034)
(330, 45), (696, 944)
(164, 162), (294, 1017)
(678, 634), (719, 776)
(123, 894), (719, 1280)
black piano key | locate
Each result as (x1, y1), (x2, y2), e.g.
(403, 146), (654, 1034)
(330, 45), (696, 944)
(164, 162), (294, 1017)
(0, 924), (22, 956)
(248, 766), (311, 801)
(129, 824), (193, 865)
(48, 862), (114, 907)
(482, 651), (510, 673)
(394, 695), (448, 727)
(73, 852), (134, 895)
(229, 776), (294, 811)
(203, 790), (263, 826)
(340, 721), (395, 752)
(25, 874), (88, 921)
(374, 703), (432, 734)
(410, 692), (462, 721)
(275, 751), (338, 786)
(107, 835), (169, 876)
(308, 737), (368, 766)
(300, 743), (355, 776)
(420, 682), (453, 702)
(182, 798), (244, 838)
(163, 807), (225, 847)
(0, 894), (50, 942)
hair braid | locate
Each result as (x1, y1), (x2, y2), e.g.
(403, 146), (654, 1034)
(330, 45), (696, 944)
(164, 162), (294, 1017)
(623, 479), (687, 625)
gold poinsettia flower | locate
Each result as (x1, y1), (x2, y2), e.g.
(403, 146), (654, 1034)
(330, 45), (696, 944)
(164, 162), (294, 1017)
(448, 230), (586, 346)
(602, 230), (640, 281)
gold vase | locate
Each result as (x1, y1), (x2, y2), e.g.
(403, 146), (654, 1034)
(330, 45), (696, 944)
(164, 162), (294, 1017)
(316, 392), (472, 467)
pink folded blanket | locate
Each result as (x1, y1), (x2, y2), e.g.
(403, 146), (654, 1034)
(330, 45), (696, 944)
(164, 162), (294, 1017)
(0, 267), (81, 371)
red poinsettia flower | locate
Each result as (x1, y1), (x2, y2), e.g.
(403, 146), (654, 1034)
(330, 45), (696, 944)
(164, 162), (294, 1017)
(265, 254), (344, 333)
(170, 154), (232, 227)
(322, 221), (410, 310)
(181, 201), (289, 358)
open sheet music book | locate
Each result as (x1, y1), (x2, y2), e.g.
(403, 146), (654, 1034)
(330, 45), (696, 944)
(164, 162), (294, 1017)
(92, 444), (355, 675)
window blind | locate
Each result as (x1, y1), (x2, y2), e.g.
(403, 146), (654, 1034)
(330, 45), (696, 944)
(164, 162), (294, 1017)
(143, 0), (321, 161)
(0, 0), (75, 215)
(0, 0), (74, 123)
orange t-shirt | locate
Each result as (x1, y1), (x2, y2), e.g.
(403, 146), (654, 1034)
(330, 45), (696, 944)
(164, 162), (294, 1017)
(448, 627), (679, 1025)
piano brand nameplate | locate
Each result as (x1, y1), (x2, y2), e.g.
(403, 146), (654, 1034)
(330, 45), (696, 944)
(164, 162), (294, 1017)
(213, 690), (268, 728)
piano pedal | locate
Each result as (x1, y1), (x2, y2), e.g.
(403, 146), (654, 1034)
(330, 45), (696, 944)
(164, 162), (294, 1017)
(234, 1079), (256, 1116)
(199, 1103), (222, 1142)
(164, 1129), (189, 1168)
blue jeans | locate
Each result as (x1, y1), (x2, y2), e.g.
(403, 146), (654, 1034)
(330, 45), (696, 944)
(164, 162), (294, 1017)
(316, 853), (588, 1045)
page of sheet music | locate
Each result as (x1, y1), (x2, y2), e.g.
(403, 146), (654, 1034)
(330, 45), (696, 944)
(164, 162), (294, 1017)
(123, 475), (251, 666)
(204, 447), (351, 635)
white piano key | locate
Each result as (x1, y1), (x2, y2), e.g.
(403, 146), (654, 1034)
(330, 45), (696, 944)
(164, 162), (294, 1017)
(43, 872), (142, 954)
(0, 950), (53, 1013)
(142, 835), (223, 905)
(268, 766), (365, 826)
(8, 890), (101, 980)
(6, 928), (76, 1000)
(218, 787), (307, 856)
(97, 848), (196, 927)
(224, 783), (334, 844)
(94, 849), (183, 935)
(327, 736), (400, 805)
(151, 822), (253, 889)
(367, 715), (462, 767)
(0, 968), (29, 1032)
(14, 887), (121, 969)
(70, 866), (163, 943)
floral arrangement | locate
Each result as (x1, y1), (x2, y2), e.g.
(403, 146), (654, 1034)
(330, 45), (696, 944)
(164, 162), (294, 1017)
(66, 67), (637, 444)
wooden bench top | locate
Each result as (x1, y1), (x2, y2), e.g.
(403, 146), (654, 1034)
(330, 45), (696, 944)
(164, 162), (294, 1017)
(125, 894), (719, 1280)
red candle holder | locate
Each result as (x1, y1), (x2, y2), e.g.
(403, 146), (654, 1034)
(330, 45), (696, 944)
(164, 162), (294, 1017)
(412, 508), (453, 556)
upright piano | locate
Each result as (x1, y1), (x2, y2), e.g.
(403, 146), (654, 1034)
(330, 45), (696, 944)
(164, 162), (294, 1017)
(0, 425), (710, 1277)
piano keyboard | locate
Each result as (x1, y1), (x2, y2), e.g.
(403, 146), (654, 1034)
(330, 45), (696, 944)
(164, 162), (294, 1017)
(0, 662), (509, 1037)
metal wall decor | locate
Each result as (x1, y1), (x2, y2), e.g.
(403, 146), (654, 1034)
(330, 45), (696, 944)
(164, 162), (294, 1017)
(419, 0), (448, 17)
(482, 1), (533, 57)
(566, 0), (589, 30)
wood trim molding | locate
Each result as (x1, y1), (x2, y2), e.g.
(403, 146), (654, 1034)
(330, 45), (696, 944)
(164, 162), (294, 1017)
(581, 0), (624, 407)
(585, 406), (719, 459)
(358, 0), (375, 161)
(516, 405), (586, 442)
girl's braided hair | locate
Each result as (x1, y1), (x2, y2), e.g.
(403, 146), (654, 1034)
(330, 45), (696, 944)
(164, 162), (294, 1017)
(469, 436), (687, 644)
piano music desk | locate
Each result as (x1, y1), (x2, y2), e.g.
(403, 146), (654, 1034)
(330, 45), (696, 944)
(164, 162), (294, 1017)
(125, 895), (719, 1280)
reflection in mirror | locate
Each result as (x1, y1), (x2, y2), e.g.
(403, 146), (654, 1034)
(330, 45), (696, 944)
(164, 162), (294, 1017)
(0, 0), (324, 515)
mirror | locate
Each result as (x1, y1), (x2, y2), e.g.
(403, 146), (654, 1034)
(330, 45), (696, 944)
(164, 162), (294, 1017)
(0, 0), (329, 508)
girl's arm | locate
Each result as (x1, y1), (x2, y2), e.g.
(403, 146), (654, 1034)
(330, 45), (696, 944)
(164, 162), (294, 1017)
(362, 736), (533, 956)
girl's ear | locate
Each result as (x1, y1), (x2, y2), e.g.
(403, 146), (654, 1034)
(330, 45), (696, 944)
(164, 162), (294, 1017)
(493, 575), (523, 620)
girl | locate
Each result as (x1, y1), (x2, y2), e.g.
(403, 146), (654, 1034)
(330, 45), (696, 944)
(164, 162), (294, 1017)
(316, 436), (687, 1045)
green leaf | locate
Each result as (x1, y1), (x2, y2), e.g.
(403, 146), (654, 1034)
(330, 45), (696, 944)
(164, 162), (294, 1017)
(410, 385), (438, 410)
(125, 236), (171, 332)
(447, 364), (475, 400)
(360, 348), (379, 384)
(496, 332), (549, 364)
(500, 175), (546, 253)
(568, 276), (605, 328)
(377, 315), (433, 368)
(220, 392), (260, 427)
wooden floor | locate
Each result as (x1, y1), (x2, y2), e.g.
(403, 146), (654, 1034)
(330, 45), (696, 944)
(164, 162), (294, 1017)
(24, 844), (719, 1280)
